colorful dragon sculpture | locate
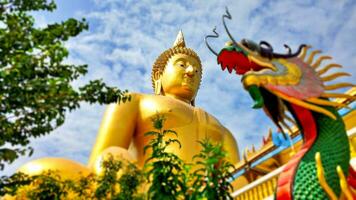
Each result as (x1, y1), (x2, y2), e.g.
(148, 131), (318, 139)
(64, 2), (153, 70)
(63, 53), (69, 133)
(206, 9), (356, 200)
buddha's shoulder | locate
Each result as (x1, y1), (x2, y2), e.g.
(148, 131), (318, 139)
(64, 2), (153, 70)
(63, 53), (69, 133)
(126, 92), (144, 99)
(124, 92), (156, 102)
(126, 92), (164, 100)
(127, 93), (191, 112)
(195, 107), (230, 132)
(130, 93), (188, 105)
(195, 107), (218, 121)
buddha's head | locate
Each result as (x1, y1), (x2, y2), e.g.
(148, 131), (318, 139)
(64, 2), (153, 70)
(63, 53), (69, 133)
(151, 31), (202, 106)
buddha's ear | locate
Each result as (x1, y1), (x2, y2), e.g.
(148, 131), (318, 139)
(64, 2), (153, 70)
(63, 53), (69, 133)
(154, 78), (161, 95)
(154, 75), (165, 95)
(153, 70), (162, 95)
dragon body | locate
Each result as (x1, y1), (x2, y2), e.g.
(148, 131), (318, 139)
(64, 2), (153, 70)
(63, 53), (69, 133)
(206, 10), (355, 199)
(278, 104), (349, 199)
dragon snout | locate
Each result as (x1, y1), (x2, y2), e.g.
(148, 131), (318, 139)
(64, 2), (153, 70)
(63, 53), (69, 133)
(217, 48), (259, 75)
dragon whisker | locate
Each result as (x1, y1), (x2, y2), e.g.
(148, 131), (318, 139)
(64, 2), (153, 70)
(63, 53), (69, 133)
(205, 26), (219, 56)
(223, 7), (239, 46)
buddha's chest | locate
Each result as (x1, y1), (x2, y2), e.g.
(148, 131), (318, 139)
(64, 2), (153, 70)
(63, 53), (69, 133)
(132, 95), (227, 165)
(138, 95), (194, 129)
(136, 95), (225, 140)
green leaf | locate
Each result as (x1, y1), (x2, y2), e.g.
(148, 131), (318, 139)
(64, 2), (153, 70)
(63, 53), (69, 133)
(0, 0), (128, 169)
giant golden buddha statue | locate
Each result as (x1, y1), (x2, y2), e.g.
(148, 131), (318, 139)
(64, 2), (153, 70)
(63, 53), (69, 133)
(88, 31), (240, 171)
(18, 31), (240, 179)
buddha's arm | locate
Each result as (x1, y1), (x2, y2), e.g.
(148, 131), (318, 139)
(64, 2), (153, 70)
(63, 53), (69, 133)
(88, 93), (140, 167)
(223, 128), (240, 165)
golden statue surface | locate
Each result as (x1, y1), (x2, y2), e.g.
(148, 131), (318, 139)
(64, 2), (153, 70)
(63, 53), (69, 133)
(18, 31), (240, 178)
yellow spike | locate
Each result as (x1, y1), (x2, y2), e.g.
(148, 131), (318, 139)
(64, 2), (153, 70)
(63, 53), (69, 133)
(311, 56), (332, 69)
(317, 63), (342, 76)
(284, 115), (298, 129)
(306, 97), (347, 108)
(279, 119), (296, 156)
(321, 72), (351, 82)
(279, 118), (292, 134)
(315, 152), (338, 200)
(298, 45), (311, 60)
(281, 111), (298, 128)
(337, 166), (354, 200)
(307, 50), (322, 65)
(268, 90), (337, 120)
(324, 83), (355, 90)
(244, 147), (249, 159)
(320, 93), (356, 100)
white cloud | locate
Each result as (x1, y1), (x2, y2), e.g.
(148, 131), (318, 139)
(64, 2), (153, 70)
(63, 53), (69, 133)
(2, 0), (356, 175)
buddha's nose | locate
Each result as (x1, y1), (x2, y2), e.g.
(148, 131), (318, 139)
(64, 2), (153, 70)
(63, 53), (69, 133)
(185, 65), (194, 77)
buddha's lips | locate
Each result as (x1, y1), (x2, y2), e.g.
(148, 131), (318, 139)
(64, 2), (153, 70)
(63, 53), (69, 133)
(217, 49), (265, 75)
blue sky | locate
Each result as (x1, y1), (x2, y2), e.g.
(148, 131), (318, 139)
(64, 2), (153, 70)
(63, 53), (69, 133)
(2, 0), (356, 175)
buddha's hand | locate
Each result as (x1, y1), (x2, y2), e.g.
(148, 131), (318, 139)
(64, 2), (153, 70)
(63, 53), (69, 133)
(246, 85), (264, 109)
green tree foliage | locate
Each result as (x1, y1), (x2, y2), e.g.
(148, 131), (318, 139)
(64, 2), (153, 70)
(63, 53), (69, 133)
(0, 171), (32, 197)
(94, 155), (144, 200)
(0, 116), (235, 199)
(116, 162), (144, 200)
(0, 171), (75, 199)
(0, 158), (144, 199)
(94, 155), (123, 199)
(25, 171), (68, 199)
(0, 0), (129, 169)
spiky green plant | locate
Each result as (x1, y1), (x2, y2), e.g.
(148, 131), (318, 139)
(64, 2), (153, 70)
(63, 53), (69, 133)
(144, 115), (187, 200)
(190, 139), (235, 200)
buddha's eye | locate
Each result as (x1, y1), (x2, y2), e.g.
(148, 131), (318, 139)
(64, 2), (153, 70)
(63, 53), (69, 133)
(176, 61), (185, 68)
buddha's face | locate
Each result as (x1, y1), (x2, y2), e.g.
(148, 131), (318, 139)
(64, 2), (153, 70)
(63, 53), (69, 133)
(160, 53), (202, 102)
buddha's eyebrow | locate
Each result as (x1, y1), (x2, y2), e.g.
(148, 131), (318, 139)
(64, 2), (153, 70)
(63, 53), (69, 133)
(175, 58), (199, 65)
(173, 58), (186, 64)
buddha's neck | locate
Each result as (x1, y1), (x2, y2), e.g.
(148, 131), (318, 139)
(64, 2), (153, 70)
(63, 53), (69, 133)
(165, 93), (192, 105)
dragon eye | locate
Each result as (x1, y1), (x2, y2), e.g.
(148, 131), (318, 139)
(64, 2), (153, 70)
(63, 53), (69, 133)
(241, 39), (248, 47)
(225, 41), (234, 47)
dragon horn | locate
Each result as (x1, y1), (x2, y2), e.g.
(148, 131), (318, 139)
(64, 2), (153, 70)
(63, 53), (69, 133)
(260, 41), (274, 52)
(284, 44), (292, 54)
(205, 26), (219, 56)
(271, 44), (307, 58)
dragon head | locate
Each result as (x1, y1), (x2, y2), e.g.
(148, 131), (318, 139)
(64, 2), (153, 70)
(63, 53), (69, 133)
(205, 8), (354, 120)
(205, 8), (306, 90)
(216, 40), (307, 92)
(218, 40), (265, 75)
